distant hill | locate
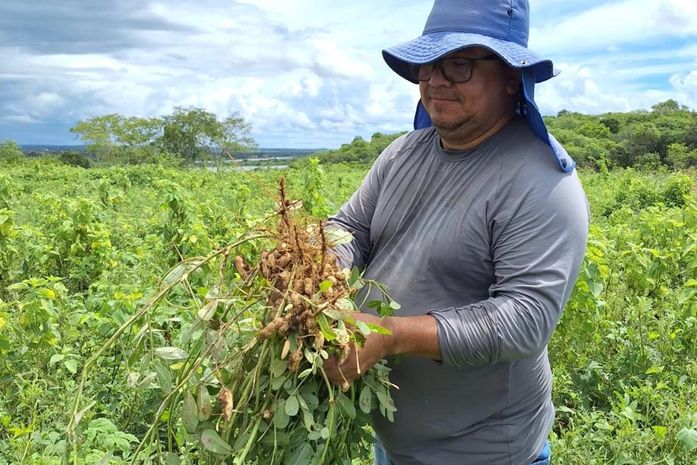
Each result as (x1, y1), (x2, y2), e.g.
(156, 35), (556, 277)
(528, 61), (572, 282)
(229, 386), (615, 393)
(21, 145), (87, 155)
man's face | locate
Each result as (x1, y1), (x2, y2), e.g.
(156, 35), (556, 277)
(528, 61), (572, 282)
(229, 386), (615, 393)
(418, 47), (520, 148)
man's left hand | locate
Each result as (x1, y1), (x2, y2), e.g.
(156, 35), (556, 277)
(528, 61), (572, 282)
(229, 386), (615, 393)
(324, 313), (392, 387)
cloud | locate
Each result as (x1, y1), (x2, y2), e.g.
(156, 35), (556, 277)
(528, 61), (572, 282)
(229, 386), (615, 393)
(669, 70), (697, 108)
(531, 0), (697, 55)
(0, 0), (696, 147)
(0, 0), (194, 55)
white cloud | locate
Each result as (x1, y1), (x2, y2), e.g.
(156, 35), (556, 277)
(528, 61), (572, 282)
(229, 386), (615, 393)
(669, 70), (697, 108)
(536, 64), (635, 115)
(2, 115), (40, 124)
(1, 0), (696, 147)
(531, 0), (697, 55)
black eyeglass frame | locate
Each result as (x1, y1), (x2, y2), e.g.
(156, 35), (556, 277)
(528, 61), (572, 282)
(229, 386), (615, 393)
(411, 54), (500, 84)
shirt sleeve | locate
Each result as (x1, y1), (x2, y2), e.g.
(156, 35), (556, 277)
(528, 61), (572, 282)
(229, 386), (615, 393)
(427, 169), (590, 367)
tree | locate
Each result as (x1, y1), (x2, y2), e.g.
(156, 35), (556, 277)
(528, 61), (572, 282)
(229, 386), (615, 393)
(0, 141), (24, 164)
(157, 107), (256, 163)
(70, 114), (161, 163)
(666, 143), (697, 169)
(651, 99), (685, 113)
(615, 122), (662, 167)
(599, 116), (620, 134)
(71, 108), (256, 165)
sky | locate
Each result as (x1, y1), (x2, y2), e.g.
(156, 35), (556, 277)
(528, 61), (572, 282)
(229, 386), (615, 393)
(1, 0), (696, 149)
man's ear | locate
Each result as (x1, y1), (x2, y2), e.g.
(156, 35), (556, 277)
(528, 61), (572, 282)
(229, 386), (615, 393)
(506, 69), (522, 96)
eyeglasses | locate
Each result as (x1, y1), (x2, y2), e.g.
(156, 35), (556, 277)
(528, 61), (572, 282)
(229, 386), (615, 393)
(412, 55), (499, 84)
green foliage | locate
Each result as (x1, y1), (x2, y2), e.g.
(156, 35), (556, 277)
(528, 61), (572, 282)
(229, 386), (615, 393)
(159, 107), (256, 163)
(0, 140), (24, 164)
(550, 178), (697, 463)
(70, 107), (256, 165)
(299, 158), (330, 217)
(546, 100), (697, 170)
(58, 151), (92, 168)
(0, 161), (694, 465)
(666, 143), (697, 169)
(311, 132), (405, 165)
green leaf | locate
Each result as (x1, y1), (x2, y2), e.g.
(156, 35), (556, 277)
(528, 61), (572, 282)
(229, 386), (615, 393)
(324, 228), (353, 247)
(198, 385), (212, 421)
(181, 393), (198, 433)
(154, 364), (173, 393)
(317, 314), (337, 341)
(286, 443), (313, 465)
(155, 347), (188, 361)
(95, 451), (113, 465)
(271, 374), (287, 391)
(301, 391), (320, 411)
(375, 389), (396, 413)
(365, 322), (392, 336)
(64, 358), (78, 374)
(337, 391), (356, 419)
(273, 401), (290, 429)
(164, 452), (181, 465)
(645, 366), (664, 374)
(49, 354), (64, 365)
(6, 282), (29, 291)
(302, 409), (314, 431)
(686, 279), (697, 288)
(349, 267), (363, 289)
(359, 385), (372, 414)
(285, 395), (300, 417)
(319, 280), (333, 292)
(356, 320), (371, 337)
(589, 281), (603, 298)
(677, 428), (697, 452)
(163, 263), (189, 286)
(389, 300), (401, 310)
(200, 429), (233, 456)
(197, 300), (218, 321)
(271, 355), (287, 378)
(322, 303), (354, 321)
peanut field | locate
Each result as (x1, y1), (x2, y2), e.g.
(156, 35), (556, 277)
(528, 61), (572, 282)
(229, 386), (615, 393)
(0, 160), (695, 464)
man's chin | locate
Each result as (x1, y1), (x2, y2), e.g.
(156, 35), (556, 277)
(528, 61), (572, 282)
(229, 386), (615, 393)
(430, 116), (467, 132)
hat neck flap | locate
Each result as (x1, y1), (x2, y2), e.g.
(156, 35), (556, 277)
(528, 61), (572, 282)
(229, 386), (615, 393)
(413, 69), (575, 173)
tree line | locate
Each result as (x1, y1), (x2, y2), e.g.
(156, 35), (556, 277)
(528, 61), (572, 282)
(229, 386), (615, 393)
(0, 106), (257, 168)
(1, 99), (696, 170)
(311, 99), (697, 171)
(547, 99), (697, 170)
(70, 106), (257, 165)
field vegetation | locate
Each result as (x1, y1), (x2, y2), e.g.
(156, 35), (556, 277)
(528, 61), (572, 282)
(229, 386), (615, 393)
(1, 101), (696, 464)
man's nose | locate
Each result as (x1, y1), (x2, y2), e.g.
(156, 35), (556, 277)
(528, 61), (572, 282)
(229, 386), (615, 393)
(428, 65), (452, 86)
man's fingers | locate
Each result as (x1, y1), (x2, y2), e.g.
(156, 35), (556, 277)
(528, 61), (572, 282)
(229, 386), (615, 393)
(324, 354), (359, 385)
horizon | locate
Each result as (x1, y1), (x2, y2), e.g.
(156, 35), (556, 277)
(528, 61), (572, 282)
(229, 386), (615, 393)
(16, 143), (329, 153)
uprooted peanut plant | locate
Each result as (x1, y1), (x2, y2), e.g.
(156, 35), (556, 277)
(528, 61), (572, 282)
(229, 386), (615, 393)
(67, 180), (399, 465)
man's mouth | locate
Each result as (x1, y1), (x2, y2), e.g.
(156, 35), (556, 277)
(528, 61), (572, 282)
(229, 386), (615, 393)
(428, 94), (457, 101)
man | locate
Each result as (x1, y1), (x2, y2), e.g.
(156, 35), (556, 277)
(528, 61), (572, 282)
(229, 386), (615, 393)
(324, 1), (589, 464)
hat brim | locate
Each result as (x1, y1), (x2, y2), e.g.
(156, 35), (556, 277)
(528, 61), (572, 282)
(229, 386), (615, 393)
(383, 32), (555, 84)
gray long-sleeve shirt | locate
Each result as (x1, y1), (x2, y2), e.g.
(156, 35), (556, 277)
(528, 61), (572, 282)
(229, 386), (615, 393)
(329, 118), (589, 465)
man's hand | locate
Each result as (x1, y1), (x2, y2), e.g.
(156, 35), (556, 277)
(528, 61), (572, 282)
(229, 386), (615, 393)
(324, 313), (392, 387)
(323, 313), (441, 388)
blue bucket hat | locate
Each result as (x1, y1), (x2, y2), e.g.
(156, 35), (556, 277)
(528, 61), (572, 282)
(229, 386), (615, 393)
(383, 0), (575, 172)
